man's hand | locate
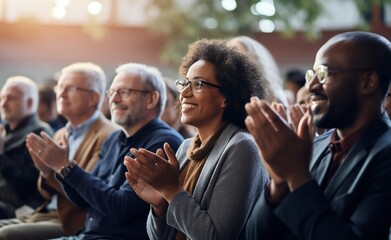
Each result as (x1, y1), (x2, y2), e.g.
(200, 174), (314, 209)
(26, 132), (69, 172)
(245, 97), (313, 192)
(28, 146), (53, 178)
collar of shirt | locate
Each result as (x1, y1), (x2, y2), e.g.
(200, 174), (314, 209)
(66, 111), (100, 138)
(329, 127), (367, 157)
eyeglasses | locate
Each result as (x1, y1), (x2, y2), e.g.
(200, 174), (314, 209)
(54, 85), (94, 95)
(386, 93), (391, 97)
(305, 65), (371, 85)
(106, 88), (150, 98)
(175, 78), (221, 93)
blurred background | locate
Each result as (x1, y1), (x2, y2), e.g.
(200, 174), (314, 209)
(1, 0), (391, 85)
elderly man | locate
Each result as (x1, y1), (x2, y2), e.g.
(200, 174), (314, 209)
(0, 76), (53, 219)
(26, 63), (183, 239)
(0, 63), (118, 239)
(244, 31), (391, 239)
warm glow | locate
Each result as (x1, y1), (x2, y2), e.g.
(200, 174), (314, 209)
(87, 1), (103, 16)
(51, 6), (67, 20)
(55, 0), (70, 8)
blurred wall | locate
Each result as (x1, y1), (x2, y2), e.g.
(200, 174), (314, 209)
(1, 22), (390, 87)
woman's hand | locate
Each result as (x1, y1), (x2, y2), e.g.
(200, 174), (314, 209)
(124, 143), (184, 203)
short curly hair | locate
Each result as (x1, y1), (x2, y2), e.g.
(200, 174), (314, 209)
(179, 39), (267, 130)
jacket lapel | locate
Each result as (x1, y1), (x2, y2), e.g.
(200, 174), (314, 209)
(324, 113), (391, 197)
(310, 131), (333, 185)
(192, 124), (239, 202)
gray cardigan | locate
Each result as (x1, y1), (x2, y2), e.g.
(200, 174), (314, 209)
(147, 124), (269, 240)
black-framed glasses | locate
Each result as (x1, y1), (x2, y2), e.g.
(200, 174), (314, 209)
(305, 65), (371, 85)
(54, 85), (95, 95)
(175, 78), (221, 93)
(106, 88), (150, 98)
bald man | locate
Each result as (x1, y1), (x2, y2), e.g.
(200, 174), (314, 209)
(244, 31), (391, 240)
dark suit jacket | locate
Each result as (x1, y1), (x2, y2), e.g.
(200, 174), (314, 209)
(244, 113), (391, 240)
(0, 115), (53, 213)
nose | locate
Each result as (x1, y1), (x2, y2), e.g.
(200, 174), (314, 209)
(180, 83), (193, 98)
(110, 91), (122, 103)
(55, 87), (68, 98)
(306, 74), (322, 93)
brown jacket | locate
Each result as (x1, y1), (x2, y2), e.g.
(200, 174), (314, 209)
(37, 114), (118, 235)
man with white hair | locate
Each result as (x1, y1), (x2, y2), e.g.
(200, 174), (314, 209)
(0, 76), (53, 219)
(0, 63), (118, 239)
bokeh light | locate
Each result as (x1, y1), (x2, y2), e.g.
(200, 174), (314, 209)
(259, 19), (275, 32)
(87, 0), (102, 16)
(221, 0), (237, 12)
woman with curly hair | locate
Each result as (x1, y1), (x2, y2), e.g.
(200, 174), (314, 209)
(124, 38), (269, 240)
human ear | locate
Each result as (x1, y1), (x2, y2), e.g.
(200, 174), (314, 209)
(147, 91), (159, 109)
(360, 71), (379, 95)
(221, 98), (227, 108)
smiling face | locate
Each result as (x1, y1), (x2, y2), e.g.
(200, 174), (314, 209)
(179, 60), (226, 133)
(56, 72), (98, 126)
(308, 40), (363, 130)
(109, 72), (150, 130)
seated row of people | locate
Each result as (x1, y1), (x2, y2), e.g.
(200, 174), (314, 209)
(0, 30), (390, 239)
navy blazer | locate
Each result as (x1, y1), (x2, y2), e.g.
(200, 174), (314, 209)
(58, 118), (183, 240)
(244, 113), (391, 240)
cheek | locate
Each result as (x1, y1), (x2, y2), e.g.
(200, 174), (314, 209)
(384, 99), (391, 108)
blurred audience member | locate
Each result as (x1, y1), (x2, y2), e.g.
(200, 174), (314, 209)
(296, 86), (311, 107)
(284, 68), (306, 105)
(0, 76), (53, 219)
(383, 83), (391, 118)
(38, 84), (66, 132)
(0, 63), (118, 239)
(161, 77), (195, 139)
(100, 94), (111, 120)
(227, 36), (289, 107)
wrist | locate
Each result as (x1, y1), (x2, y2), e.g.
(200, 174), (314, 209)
(56, 160), (77, 180)
(287, 173), (312, 191)
(161, 185), (183, 203)
(151, 201), (168, 217)
(267, 181), (289, 203)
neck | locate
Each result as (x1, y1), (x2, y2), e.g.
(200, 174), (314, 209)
(337, 104), (382, 139)
(123, 114), (156, 137)
(196, 120), (224, 142)
(68, 110), (97, 128)
(7, 115), (31, 130)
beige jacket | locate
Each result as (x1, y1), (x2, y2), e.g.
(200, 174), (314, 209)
(37, 114), (118, 235)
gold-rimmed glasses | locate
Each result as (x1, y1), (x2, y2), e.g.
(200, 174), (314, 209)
(305, 65), (371, 84)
